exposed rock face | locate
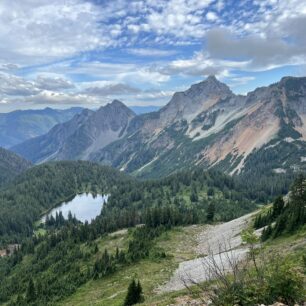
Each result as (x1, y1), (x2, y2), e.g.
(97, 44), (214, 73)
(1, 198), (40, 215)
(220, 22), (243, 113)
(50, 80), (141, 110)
(12, 100), (135, 163)
(92, 76), (306, 177)
(12, 76), (306, 179)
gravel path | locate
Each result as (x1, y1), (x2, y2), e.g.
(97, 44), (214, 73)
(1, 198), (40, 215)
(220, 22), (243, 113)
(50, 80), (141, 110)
(159, 212), (256, 292)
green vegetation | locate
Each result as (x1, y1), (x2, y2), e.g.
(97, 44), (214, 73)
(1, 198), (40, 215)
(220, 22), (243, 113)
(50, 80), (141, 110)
(0, 161), (259, 305)
(123, 279), (143, 306)
(0, 148), (31, 188)
(254, 174), (306, 240)
(0, 160), (305, 305)
(0, 161), (130, 245)
(238, 139), (306, 201)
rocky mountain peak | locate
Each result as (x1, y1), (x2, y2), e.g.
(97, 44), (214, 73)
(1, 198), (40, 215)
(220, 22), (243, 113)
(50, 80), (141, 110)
(186, 75), (233, 99)
(97, 100), (135, 117)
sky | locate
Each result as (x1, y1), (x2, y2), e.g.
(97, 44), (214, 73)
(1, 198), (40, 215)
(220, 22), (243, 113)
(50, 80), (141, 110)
(0, 0), (306, 112)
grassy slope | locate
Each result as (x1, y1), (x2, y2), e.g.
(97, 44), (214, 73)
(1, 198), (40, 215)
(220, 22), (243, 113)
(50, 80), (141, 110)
(60, 220), (306, 306)
(60, 226), (206, 306)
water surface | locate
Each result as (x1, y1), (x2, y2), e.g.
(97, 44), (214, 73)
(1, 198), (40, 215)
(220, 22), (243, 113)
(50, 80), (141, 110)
(42, 193), (108, 223)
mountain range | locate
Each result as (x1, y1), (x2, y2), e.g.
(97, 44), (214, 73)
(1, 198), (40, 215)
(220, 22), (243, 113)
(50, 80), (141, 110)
(12, 76), (306, 179)
(0, 107), (83, 148)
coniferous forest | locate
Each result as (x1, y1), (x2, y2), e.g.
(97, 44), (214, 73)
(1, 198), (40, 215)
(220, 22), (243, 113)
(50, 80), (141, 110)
(0, 160), (304, 305)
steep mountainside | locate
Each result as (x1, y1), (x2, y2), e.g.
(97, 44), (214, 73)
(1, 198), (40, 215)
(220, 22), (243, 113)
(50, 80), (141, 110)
(12, 100), (135, 163)
(12, 76), (306, 181)
(0, 107), (83, 148)
(93, 76), (306, 178)
(0, 147), (31, 187)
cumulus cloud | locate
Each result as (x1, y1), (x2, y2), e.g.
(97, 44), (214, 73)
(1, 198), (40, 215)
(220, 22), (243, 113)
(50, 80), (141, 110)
(16, 91), (102, 105)
(0, 73), (40, 96)
(0, 0), (114, 64)
(155, 7), (306, 77)
(1, 0), (306, 109)
(84, 83), (142, 96)
(0, 64), (20, 71)
(206, 26), (306, 70)
(35, 76), (75, 91)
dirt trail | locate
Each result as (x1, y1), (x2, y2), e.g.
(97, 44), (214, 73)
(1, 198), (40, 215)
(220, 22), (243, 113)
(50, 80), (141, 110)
(160, 212), (256, 292)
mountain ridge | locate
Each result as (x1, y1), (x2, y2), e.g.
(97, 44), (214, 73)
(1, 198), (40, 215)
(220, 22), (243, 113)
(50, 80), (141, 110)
(0, 107), (83, 148)
(11, 76), (306, 181)
(12, 100), (136, 163)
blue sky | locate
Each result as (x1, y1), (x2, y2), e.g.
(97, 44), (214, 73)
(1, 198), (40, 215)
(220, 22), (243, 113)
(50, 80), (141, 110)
(0, 0), (305, 111)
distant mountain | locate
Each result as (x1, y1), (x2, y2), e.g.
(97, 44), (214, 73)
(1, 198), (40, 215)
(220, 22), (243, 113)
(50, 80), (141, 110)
(129, 105), (160, 114)
(12, 76), (306, 183)
(0, 107), (83, 148)
(12, 100), (135, 163)
(0, 147), (31, 186)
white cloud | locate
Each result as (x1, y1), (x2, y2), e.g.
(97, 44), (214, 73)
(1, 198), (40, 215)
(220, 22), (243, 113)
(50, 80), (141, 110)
(84, 83), (142, 96)
(1, 0), (306, 110)
(15, 90), (103, 106)
(0, 73), (39, 96)
(35, 76), (75, 91)
(0, 0), (114, 64)
(206, 11), (218, 21)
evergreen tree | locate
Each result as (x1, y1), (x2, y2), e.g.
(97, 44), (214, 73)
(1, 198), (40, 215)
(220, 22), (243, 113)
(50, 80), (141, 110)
(272, 196), (285, 217)
(136, 280), (143, 302)
(207, 187), (215, 197)
(26, 278), (36, 302)
(206, 203), (215, 222)
(190, 190), (198, 202)
(123, 279), (143, 306)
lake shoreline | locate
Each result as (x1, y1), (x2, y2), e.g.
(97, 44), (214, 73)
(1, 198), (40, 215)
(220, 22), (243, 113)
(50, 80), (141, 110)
(40, 193), (108, 224)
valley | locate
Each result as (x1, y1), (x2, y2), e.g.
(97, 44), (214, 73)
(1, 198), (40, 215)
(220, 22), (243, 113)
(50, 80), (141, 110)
(0, 76), (305, 306)
(0, 159), (304, 305)
(1, 1), (306, 305)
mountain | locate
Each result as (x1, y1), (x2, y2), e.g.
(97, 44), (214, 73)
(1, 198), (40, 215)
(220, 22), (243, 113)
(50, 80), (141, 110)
(0, 107), (83, 148)
(12, 100), (136, 163)
(12, 76), (306, 183)
(0, 147), (31, 186)
(92, 76), (306, 179)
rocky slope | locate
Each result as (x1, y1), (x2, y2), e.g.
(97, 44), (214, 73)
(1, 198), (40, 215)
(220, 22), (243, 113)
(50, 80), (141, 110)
(0, 147), (31, 186)
(92, 76), (306, 178)
(0, 107), (83, 148)
(12, 76), (306, 179)
(12, 100), (135, 163)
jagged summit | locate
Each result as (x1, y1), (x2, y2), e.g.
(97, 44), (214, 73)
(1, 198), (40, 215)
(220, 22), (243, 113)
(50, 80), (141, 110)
(109, 99), (128, 108)
(12, 75), (306, 180)
(12, 100), (136, 163)
(97, 100), (135, 116)
(186, 75), (233, 98)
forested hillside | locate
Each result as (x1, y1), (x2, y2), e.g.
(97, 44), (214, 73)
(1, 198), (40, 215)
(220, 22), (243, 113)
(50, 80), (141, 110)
(0, 161), (130, 245)
(0, 160), (304, 305)
(0, 148), (31, 187)
(255, 174), (306, 240)
(0, 161), (260, 305)
(0, 161), (258, 245)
